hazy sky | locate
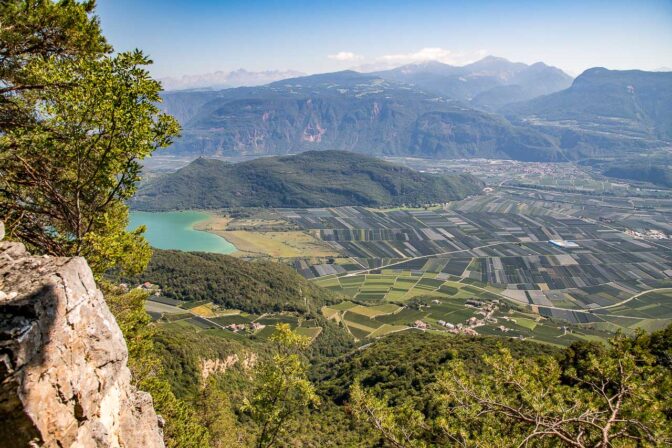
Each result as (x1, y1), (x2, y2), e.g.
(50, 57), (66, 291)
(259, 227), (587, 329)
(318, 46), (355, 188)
(97, 0), (672, 78)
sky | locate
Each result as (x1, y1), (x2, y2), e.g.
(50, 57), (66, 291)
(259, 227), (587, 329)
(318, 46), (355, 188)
(96, 0), (672, 79)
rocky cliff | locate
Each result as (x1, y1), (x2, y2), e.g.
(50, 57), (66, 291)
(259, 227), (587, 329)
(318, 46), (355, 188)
(0, 234), (164, 447)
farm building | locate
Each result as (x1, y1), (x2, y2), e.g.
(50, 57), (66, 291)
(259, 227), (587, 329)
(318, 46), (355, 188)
(549, 240), (580, 248)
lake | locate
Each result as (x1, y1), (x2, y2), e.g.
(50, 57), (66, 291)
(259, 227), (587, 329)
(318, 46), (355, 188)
(128, 211), (236, 254)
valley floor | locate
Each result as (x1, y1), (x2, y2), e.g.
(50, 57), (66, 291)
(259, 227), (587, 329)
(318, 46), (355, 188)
(178, 160), (672, 345)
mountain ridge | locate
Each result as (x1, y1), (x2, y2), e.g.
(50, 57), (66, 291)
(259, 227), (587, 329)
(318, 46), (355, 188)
(156, 64), (670, 163)
(507, 68), (672, 136)
(158, 69), (563, 161)
(373, 56), (573, 107)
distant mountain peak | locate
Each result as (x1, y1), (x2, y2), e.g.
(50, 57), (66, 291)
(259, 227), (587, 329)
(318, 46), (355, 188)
(159, 68), (305, 91)
(269, 70), (384, 89)
(369, 55), (572, 108)
(463, 56), (528, 75)
(472, 55), (512, 64)
(404, 60), (453, 69)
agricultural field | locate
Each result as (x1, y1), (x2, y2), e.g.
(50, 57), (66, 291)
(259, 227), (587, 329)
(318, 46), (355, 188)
(277, 165), (672, 343)
(321, 291), (613, 345)
(214, 230), (337, 258)
(144, 297), (322, 343)
(195, 210), (337, 258)
(385, 157), (672, 198)
(151, 160), (672, 345)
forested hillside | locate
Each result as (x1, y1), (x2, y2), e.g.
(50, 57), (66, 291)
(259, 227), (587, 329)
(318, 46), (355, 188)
(123, 249), (356, 359)
(603, 163), (672, 188)
(130, 309), (672, 447)
(111, 239), (672, 447)
(339, 328), (672, 447)
(131, 150), (484, 210)
(314, 331), (556, 404)
(124, 249), (344, 314)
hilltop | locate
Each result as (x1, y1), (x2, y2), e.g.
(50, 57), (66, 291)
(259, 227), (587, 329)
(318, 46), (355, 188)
(131, 150), (484, 210)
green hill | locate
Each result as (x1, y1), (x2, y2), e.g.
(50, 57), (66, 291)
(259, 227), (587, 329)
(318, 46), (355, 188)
(131, 150), (484, 210)
(124, 249), (343, 315)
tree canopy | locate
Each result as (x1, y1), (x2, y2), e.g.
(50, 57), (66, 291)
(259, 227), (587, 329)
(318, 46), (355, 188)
(350, 330), (672, 447)
(0, 0), (179, 275)
(244, 324), (319, 448)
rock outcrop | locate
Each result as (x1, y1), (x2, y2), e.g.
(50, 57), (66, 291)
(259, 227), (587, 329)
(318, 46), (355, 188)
(0, 240), (165, 448)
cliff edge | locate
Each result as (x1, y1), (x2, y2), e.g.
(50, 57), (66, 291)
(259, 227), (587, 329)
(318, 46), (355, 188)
(0, 232), (164, 447)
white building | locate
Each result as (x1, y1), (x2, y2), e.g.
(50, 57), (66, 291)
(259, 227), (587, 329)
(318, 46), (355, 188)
(549, 240), (579, 248)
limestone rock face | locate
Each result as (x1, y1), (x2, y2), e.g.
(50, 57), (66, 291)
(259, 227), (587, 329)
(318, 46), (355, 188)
(0, 241), (165, 448)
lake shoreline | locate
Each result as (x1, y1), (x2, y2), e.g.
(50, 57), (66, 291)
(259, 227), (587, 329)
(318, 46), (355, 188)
(128, 210), (238, 254)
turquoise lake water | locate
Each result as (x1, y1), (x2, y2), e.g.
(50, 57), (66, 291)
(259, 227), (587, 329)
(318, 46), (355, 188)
(128, 211), (236, 254)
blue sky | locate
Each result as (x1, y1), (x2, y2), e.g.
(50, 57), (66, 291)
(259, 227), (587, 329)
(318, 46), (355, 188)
(96, 0), (672, 78)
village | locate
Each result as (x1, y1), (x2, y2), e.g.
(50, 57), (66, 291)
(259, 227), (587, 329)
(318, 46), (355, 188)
(412, 298), (522, 337)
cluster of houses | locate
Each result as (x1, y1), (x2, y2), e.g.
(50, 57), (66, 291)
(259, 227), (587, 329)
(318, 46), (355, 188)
(226, 322), (265, 333)
(413, 320), (429, 330)
(411, 298), (548, 340)
(425, 299), (514, 336)
(413, 318), (478, 336)
(435, 320), (479, 336)
(466, 299), (500, 324)
(133, 281), (161, 296)
(625, 228), (669, 240)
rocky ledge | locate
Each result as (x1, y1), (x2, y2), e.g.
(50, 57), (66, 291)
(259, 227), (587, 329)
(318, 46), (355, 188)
(0, 237), (164, 447)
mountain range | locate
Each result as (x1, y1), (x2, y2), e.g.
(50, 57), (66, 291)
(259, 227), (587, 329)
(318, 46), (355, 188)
(156, 57), (672, 162)
(372, 56), (573, 109)
(158, 66), (563, 161)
